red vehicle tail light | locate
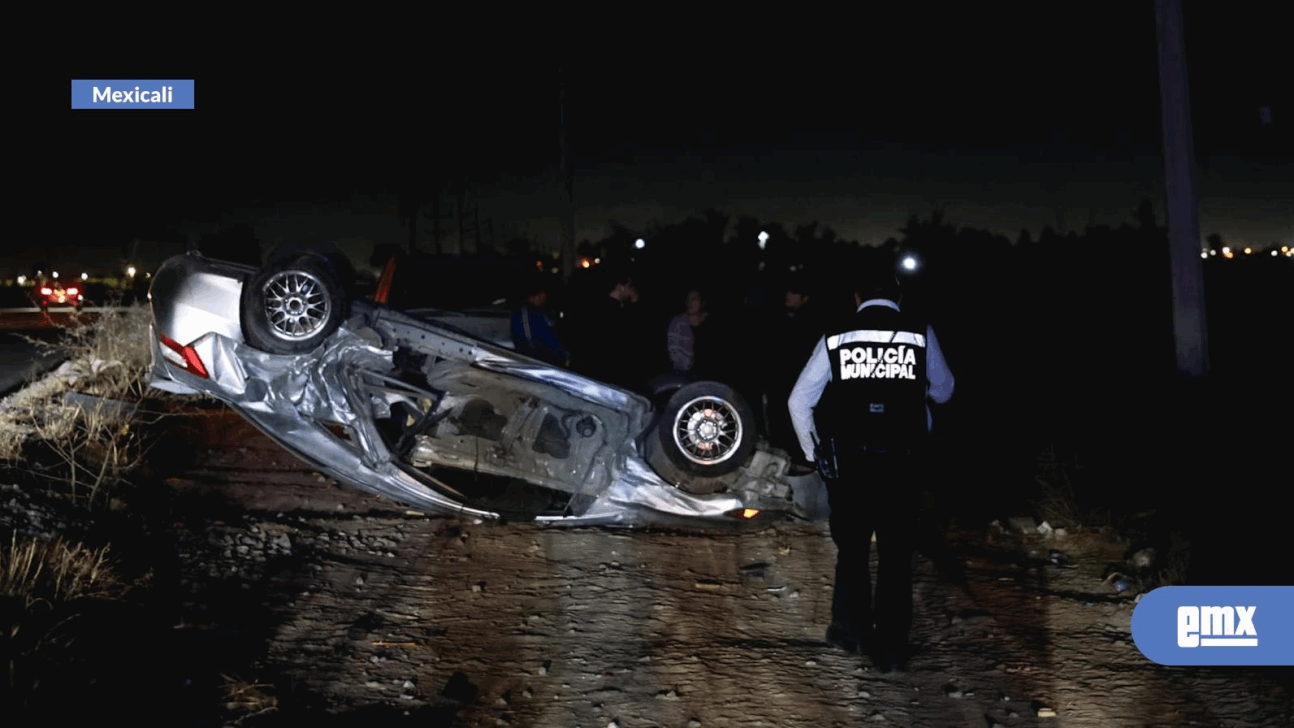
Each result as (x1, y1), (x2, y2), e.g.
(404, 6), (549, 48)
(67, 287), (78, 295)
(158, 332), (210, 378)
(40, 287), (52, 295)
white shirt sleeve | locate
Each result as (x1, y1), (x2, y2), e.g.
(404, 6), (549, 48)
(788, 335), (831, 463)
(925, 325), (954, 405)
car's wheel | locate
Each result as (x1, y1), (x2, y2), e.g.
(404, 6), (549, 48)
(653, 381), (756, 478)
(240, 255), (346, 354)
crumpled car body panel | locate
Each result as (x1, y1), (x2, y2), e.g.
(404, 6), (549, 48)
(146, 251), (804, 527)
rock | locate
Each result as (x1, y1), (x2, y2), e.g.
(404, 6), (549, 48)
(1038, 706), (1057, 717)
(1129, 548), (1156, 570)
(1008, 516), (1036, 533)
(1036, 521), (1053, 536)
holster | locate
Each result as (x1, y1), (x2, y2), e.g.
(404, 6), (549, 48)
(812, 434), (839, 481)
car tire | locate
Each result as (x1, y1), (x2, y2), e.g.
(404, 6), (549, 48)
(652, 381), (756, 479)
(240, 255), (347, 355)
(266, 242), (357, 292)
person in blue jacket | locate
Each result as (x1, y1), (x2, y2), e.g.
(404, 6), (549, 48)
(511, 277), (570, 367)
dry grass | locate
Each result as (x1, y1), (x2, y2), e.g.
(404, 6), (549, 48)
(222, 674), (279, 715)
(1031, 443), (1112, 532)
(0, 533), (126, 610)
(1, 533), (139, 709)
(0, 305), (168, 501)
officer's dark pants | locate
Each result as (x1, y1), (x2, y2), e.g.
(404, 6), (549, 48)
(826, 449), (923, 651)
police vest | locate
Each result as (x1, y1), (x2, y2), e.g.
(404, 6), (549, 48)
(814, 304), (929, 447)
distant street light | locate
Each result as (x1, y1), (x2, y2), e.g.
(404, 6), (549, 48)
(81, 272), (88, 280)
(758, 231), (768, 250)
(1244, 247), (1252, 255)
(902, 256), (918, 271)
(16, 275), (25, 285)
(1273, 250), (1279, 257)
(1200, 252), (1209, 259)
(127, 266), (137, 277)
(635, 238), (645, 250)
(52, 271), (59, 279)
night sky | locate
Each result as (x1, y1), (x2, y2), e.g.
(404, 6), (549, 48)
(42, 3), (1291, 277)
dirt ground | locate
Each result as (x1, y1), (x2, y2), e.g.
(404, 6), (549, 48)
(3, 404), (1292, 727)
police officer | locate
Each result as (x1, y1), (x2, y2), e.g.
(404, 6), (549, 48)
(788, 265), (954, 673)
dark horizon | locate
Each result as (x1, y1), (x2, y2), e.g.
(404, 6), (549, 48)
(47, 3), (1291, 276)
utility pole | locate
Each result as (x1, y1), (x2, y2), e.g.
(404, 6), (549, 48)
(408, 200), (418, 255)
(1155, 0), (1210, 379)
(430, 196), (442, 255)
(474, 204), (483, 253)
(457, 187), (466, 257)
(559, 66), (575, 282)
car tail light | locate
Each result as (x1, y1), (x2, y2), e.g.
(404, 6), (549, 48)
(40, 287), (52, 295)
(67, 287), (78, 295)
(158, 332), (210, 378)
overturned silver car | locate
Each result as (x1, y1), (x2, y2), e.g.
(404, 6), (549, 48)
(146, 250), (806, 527)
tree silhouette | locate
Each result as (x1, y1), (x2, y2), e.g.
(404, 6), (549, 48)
(504, 238), (533, 259)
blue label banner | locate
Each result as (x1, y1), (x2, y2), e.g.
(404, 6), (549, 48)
(71, 80), (194, 109)
(1132, 586), (1294, 665)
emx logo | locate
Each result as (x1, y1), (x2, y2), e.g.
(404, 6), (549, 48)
(1132, 586), (1293, 665)
(1178, 605), (1258, 647)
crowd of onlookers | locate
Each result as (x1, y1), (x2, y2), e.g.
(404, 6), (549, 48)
(506, 266), (834, 459)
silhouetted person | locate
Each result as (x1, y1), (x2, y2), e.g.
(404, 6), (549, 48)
(511, 278), (569, 367)
(789, 266), (954, 674)
(765, 274), (823, 462)
(666, 288), (709, 376)
(571, 269), (654, 393)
